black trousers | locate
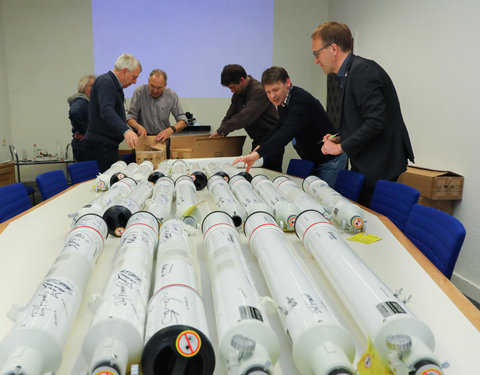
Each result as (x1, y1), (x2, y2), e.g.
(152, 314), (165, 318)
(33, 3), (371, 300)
(85, 141), (119, 173)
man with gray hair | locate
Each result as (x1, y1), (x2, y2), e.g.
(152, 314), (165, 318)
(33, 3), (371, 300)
(67, 74), (96, 161)
(85, 53), (142, 172)
(127, 69), (187, 142)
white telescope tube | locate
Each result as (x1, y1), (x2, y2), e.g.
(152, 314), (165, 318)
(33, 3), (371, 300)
(220, 162), (252, 182)
(244, 212), (356, 375)
(146, 176), (175, 223)
(95, 160), (127, 191)
(273, 175), (330, 218)
(103, 180), (154, 236)
(0, 214), (108, 375)
(207, 175), (246, 227)
(189, 161), (208, 191)
(142, 219), (215, 375)
(171, 159), (189, 182)
(229, 175), (273, 217)
(295, 209), (443, 375)
(202, 211), (279, 375)
(132, 160), (154, 182)
(175, 174), (202, 227)
(82, 211), (159, 375)
(110, 162), (140, 186)
(71, 177), (138, 220)
(175, 156), (264, 169)
(303, 176), (365, 233)
(148, 161), (171, 183)
(251, 174), (297, 231)
(204, 162), (230, 181)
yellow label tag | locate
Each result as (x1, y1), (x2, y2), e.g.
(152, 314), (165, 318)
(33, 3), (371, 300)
(357, 338), (393, 375)
(182, 201), (205, 217)
(347, 233), (382, 244)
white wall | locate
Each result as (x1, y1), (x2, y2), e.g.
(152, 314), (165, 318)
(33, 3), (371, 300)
(1, 0), (329, 178)
(329, 0), (480, 300)
(0, 0), (11, 161)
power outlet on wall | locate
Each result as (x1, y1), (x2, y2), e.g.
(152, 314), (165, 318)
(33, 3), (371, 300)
(2, 139), (6, 147)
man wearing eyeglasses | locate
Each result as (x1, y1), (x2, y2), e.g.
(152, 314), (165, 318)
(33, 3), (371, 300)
(311, 21), (414, 206)
(127, 69), (188, 142)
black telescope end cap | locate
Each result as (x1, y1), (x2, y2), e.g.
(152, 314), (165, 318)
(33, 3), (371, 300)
(148, 171), (165, 183)
(191, 171), (208, 191)
(142, 325), (215, 375)
(102, 205), (132, 237)
(238, 171), (252, 182)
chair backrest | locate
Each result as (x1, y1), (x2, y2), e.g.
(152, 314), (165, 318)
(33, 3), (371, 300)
(36, 170), (69, 200)
(405, 204), (466, 278)
(334, 169), (364, 202)
(286, 159), (315, 179)
(0, 183), (33, 223)
(369, 180), (420, 232)
(67, 161), (100, 185)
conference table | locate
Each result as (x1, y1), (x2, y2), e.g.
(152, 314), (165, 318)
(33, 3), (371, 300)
(0, 168), (478, 375)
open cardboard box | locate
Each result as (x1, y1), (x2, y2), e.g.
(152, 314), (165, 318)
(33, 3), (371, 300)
(397, 166), (463, 200)
(135, 136), (167, 168)
(170, 134), (246, 159)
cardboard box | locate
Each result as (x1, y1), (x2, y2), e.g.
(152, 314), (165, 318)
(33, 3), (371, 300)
(135, 136), (167, 168)
(418, 197), (454, 215)
(397, 166), (464, 200)
(170, 134), (246, 159)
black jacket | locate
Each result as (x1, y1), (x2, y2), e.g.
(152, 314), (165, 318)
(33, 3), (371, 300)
(257, 86), (336, 164)
(340, 55), (414, 188)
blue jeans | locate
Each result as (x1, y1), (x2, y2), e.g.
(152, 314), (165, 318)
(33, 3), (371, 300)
(312, 153), (348, 188)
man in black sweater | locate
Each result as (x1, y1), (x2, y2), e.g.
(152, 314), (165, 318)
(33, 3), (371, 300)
(234, 66), (346, 186)
(85, 53), (142, 172)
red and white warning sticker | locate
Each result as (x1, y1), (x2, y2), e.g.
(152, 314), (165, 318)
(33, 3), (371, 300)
(175, 330), (202, 357)
(351, 216), (364, 228)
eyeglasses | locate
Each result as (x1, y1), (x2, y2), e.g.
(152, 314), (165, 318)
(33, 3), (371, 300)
(312, 43), (332, 58)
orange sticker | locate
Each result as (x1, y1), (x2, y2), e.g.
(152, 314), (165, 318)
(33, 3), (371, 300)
(175, 330), (202, 357)
(352, 216), (364, 228)
(94, 371), (115, 375)
(419, 369), (442, 375)
(114, 227), (125, 236)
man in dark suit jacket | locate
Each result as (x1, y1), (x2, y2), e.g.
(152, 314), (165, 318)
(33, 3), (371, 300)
(85, 53), (142, 172)
(311, 21), (414, 206)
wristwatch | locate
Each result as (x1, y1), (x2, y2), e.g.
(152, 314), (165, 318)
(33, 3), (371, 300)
(169, 126), (176, 133)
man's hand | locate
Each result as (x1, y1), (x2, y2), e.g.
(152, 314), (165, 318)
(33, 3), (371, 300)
(321, 139), (343, 155)
(127, 119), (147, 137)
(136, 125), (147, 137)
(154, 127), (174, 142)
(209, 131), (222, 138)
(233, 151), (260, 173)
(124, 129), (138, 149)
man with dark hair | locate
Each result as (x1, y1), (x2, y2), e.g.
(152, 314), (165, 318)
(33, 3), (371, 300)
(85, 53), (141, 172)
(234, 66), (347, 187)
(210, 64), (283, 172)
(311, 21), (414, 205)
(127, 69), (188, 142)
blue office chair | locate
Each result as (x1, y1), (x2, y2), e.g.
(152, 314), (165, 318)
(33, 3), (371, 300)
(0, 183), (33, 223)
(405, 204), (466, 279)
(286, 159), (315, 179)
(334, 169), (365, 202)
(36, 170), (69, 201)
(369, 180), (420, 232)
(67, 160), (100, 185)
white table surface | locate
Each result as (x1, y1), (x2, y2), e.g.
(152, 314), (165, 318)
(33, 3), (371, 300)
(0, 170), (479, 375)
